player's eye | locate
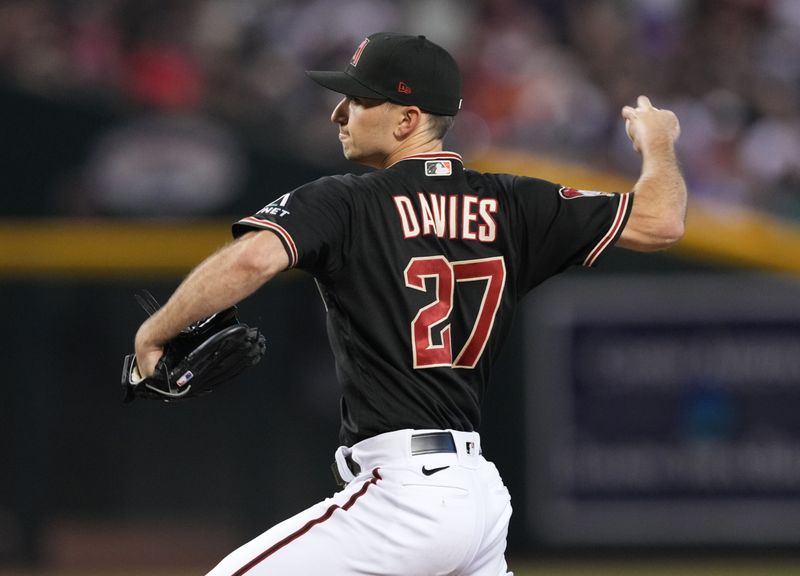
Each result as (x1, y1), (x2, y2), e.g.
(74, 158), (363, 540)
(350, 96), (386, 109)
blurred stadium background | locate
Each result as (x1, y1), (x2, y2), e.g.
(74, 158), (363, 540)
(2, 0), (800, 574)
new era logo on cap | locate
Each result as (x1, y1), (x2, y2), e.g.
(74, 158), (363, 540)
(397, 82), (412, 94)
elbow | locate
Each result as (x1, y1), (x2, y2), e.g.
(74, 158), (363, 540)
(232, 231), (287, 282)
(645, 218), (685, 251)
(619, 217), (685, 252)
(235, 248), (274, 282)
(658, 218), (685, 249)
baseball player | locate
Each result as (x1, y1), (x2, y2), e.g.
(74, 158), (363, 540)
(134, 33), (686, 575)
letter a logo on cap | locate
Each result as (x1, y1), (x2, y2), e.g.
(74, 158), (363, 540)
(350, 38), (369, 67)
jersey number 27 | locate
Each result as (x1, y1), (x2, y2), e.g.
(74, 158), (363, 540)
(404, 256), (506, 369)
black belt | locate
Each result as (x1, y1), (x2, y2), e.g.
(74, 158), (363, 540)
(333, 432), (458, 487)
(410, 431), (457, 455)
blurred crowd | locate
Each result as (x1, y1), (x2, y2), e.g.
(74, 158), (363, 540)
(1, 0), (799, 218)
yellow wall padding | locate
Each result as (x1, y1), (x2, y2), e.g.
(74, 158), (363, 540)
(0, 219), (231, 279)
(1, 150), (799, 279)
(470, 149), (800, 273)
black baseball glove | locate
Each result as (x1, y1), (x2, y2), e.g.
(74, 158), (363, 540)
(121, 291), (266, 403)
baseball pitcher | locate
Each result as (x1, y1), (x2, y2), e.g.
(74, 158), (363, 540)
(132, 33), (686, 575)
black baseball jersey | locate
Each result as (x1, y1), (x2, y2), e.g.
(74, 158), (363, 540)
(233, 152), (632, 446)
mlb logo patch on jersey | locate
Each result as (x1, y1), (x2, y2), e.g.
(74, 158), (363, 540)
(425, 160), (452, 177)
(559, 186), (614, 200)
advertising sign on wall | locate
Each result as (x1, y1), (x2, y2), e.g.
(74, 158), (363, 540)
(525, 274), (800, 545)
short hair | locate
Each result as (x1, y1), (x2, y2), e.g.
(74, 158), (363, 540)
(426, 113), (455, 140)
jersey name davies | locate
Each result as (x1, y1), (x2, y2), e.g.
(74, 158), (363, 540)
(393, 193), (498, 242)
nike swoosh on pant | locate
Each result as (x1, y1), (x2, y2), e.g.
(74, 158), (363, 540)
(421, 465), (450, 476)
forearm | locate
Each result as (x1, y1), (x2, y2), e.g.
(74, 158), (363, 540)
(617, 96), (687, 252)
(136, 231), (286, 348)
(620, 144), (687, 251)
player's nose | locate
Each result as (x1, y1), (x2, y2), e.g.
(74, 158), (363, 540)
(331, 97), (348, 125)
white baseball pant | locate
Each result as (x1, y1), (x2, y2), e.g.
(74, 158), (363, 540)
(206, 429), (513, 576)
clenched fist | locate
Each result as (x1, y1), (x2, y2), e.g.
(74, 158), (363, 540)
(622, 95), (681, 155)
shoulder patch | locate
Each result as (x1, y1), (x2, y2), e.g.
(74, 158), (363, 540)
(257, 192), (292, 217)
(559, 186), (614, 200)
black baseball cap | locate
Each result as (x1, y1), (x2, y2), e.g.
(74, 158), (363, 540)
(306, 32), (462, 116)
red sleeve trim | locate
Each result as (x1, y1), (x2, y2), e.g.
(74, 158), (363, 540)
(237, 217), (298, 268)
(582, 192), (633, 267)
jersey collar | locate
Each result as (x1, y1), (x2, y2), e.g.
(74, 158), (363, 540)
(388, 151), (463, 169)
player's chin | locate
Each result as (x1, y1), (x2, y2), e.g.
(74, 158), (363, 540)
(341, 146), (360, 162)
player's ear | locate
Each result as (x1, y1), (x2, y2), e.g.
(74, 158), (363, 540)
(394, 105), (423, 139)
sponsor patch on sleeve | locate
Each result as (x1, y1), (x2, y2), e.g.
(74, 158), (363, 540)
(559, 186), (614, 200)
(257, 192), (291, 217)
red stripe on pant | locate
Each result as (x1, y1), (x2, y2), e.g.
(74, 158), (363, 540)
(231, 468), (383, 576)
